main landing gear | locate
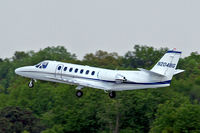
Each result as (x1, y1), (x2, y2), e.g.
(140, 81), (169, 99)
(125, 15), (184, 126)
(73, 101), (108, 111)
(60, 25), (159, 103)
(76, 90), (83, 98)
(75, 86), (84, 98)
(74, 86), (116, 98)
(28, 79), (34, 88)
(75, 90), (116, 98)
(108, 91), (116, 98)
(105, 90), (116, 98)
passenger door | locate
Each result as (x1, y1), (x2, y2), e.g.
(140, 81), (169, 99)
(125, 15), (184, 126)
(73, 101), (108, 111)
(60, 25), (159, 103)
(55, 64), (64, 79)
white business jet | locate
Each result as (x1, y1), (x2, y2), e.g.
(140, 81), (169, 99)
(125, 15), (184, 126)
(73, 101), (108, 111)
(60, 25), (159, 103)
(15, 50), (184, 98)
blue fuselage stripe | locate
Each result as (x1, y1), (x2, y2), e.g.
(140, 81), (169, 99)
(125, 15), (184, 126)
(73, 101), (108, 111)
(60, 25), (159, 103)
(166, 51), (182, 54)
(79, 76), (171, 85)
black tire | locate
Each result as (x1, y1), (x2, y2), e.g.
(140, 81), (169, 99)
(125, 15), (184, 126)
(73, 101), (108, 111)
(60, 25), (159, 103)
(109, 91), (116, 98)
(76, 90), (83, 98)
(28, 81), (34, 88)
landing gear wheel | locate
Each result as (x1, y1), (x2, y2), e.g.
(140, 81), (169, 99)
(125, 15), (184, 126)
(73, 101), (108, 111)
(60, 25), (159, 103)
(76, 90), (83, 98)
(28, 80), (34, 88)
(109, 91), (116, 98)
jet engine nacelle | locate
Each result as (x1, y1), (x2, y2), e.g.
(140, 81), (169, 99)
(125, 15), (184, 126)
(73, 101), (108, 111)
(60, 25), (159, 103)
(115, 74), (127, 83)
(98, 70), (126, 83)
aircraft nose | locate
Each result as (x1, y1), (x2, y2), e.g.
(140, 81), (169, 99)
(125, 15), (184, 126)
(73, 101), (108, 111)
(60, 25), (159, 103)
(15, 67), (23, 75)
(15, 66), (35, 78)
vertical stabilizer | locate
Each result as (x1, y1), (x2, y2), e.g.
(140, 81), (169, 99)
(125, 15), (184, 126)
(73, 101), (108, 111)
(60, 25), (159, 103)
(151, 50), (182, 80)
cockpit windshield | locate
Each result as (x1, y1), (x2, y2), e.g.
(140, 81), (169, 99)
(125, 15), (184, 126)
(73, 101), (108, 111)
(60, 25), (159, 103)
(35, 61), (49, 69)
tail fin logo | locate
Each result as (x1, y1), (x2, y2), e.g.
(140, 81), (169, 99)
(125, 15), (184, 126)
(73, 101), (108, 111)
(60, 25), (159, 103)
(157, 62), (176, 68)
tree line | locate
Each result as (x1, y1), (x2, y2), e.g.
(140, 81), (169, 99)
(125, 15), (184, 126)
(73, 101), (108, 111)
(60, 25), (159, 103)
(0, 45), (200, 133)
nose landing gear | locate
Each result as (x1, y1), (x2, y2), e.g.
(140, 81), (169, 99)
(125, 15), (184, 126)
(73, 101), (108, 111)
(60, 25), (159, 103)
(28, 79), (35, 88)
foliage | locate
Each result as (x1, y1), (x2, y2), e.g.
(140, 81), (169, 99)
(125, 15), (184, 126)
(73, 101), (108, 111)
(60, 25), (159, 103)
(0, 106), (45, 133)
(83, 50), (122, 69)
(0, 45), (200, 133)
(122, 45), (168, 69)
(150, 101), (200, 133)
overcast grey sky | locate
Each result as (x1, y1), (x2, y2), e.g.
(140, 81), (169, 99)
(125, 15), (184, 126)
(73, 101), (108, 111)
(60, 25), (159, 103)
(0, 0), (199, 59)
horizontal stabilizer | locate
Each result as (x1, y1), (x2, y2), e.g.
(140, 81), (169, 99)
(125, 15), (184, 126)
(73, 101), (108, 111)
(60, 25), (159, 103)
(138, 68), (167, 77)
(174, 69), (184, 75)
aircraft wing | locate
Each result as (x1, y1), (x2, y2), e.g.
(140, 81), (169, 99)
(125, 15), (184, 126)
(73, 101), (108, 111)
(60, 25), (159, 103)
(45, 75), (78, 85)
(45, 75), (110, 90)
(73, 78), (110, 90)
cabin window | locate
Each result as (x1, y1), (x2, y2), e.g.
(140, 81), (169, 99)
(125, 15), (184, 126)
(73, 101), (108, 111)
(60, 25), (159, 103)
(64, 67), (67, 71)
(35, 64), (41, 68)
(69, 68), (73, 72)
(75, 68), (78, 73)
(58, 66), (62, 70)
(42, 62), (48, 69)
(86, 70), (89, 75)
(35, 62), (49, 69)
(80, 69), (84, 74)
(91, 71), (95, 75)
